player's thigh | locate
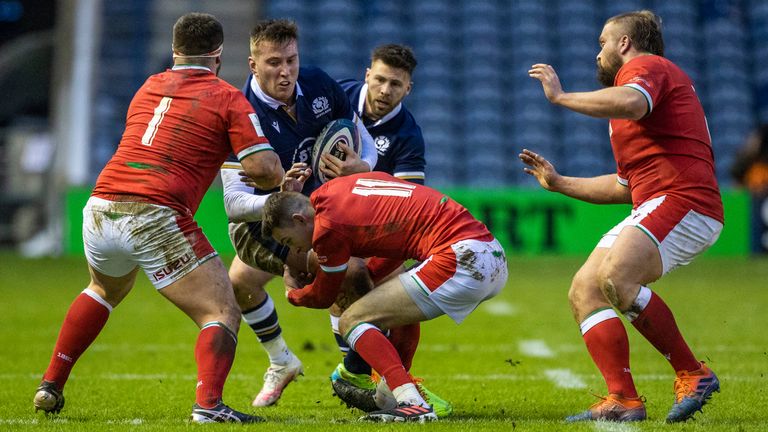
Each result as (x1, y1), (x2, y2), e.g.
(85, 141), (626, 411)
(159, 256), (240, 330)
(86, 265), (139, 307)
(340, 275), (427, 334)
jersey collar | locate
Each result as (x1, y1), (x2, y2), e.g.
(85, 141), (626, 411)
(171, 65), (213, 72)
(357, 83), (402, 127)
(250, 74), (303, 109)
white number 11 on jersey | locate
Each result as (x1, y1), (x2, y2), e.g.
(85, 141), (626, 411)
(141, 97), (173, 146)
(352, 178), (415, 197)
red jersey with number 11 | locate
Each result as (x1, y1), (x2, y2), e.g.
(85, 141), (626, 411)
(93, 67), (271, 216)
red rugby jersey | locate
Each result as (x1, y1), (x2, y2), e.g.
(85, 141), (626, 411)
(610, 55), (723, 222)
(287, 172), (492, 308)
(93, 67), (271, 216)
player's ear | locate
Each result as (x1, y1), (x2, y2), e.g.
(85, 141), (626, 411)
(405, 80), (413, 96)
(364, 67), (371, 82)
(619, 35), (631, 55)
(248, 56), (258, 76)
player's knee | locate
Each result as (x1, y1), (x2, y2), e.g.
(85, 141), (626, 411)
(569, 269), (594, 307)
(596, 264), (632, 309)
(338, 306), (367, 339)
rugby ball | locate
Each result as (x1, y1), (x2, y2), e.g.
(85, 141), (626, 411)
(311, 118), (361, 184)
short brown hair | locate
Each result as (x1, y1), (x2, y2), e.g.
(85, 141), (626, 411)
(372, 44), (418, 76)
(250, 19), (299, 55)
(172, 12), (223, 56)
(606, 10), (664, 56)
(261, 191), (310, 239)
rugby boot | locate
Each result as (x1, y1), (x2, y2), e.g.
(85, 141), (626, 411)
(191, 402), (264, 423)
(666, 361), (720, 423)
(33, 380), (65, 414)
(252, 353), (304, 407)
(361, 402), (437, 423)
(566, 394), (646, 422)
(330, 362), (378, 412)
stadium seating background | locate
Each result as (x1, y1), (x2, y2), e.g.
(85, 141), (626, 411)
(87, 0), (766, 189)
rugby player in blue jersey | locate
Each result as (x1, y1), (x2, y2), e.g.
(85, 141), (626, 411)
(218, 19), (377, 407)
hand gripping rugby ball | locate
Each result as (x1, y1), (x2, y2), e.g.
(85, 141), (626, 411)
(311, 118), (361, 184)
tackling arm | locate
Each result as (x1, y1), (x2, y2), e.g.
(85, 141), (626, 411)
(220, 166), (269, 222)
(240, 150), (284, 190)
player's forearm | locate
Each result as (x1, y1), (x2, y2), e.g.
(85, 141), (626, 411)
(554, 87), (647, 120)
(220, 169), (268, 221)
(356, 115), (377, 170)
(551, 174), (632, 204)
(288, 271), (346, 309)
(241, 151), (285, 190)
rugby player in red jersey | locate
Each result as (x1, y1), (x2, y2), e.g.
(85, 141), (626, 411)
(33, 13), (283, 423)
(260, 172), (508, 422)
(523, 10), (722, 423)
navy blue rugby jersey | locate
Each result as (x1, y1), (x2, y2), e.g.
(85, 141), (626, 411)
(339, 79), (425, 184)
(226, 67), (355, 194)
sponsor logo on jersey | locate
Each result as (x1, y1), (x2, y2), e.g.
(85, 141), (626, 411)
(374, 135), (390, 155)
(312, 96), (331, 117)
(316, 255), (328, 263)
(249, 113), (265, 137)
(152, 253), (193, 281)
(272, 121), (280, 133)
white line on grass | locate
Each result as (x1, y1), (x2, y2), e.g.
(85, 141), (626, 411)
(543, 368), (587, 389)
(483, 300), (518, 316)
(593, 420), (638, 432)
(519, 339), (555, 358)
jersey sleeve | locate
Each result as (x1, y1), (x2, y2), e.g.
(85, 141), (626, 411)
(286, 218), (352, 309)
(392, 134), (426, 184)
(615, 59), (668, 116)
(227, 91), (274, 160)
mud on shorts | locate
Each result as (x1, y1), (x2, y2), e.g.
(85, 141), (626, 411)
(228, 221), (290, 276)
(82, 197), (217, 289)
(400, 237), (508, 324)
(596, 194), (723, 275)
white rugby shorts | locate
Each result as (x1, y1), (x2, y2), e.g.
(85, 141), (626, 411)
(400, 237), (508, 323)
(82, 197), (217, 289)
(596, 194), (723, 275)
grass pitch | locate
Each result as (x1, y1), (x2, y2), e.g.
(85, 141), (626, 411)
(0, 253), (766, 431)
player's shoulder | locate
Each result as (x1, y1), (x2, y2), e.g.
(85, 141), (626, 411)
(337, 78), (362, 94)
(299, 66), (336, 86)
(393, 106), (424, 140)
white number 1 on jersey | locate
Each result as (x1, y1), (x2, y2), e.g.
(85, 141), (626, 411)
(141, 97), (173, 146)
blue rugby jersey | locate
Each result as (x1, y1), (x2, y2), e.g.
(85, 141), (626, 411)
(227, 67), (357, 194)
(339, 79), (426, 184)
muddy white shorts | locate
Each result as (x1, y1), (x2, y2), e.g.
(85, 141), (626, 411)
(400, 237), (508, 323)
(596, 194), (723, 275)
(82, 197), (217, 289)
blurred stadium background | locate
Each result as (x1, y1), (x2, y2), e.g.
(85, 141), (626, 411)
(0, 0), (765, 255)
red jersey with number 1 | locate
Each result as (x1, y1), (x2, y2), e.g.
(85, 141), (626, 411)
(287, 172), (492, 308)
(610, 55), (723, 223)
(93, 67), (271, 216)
